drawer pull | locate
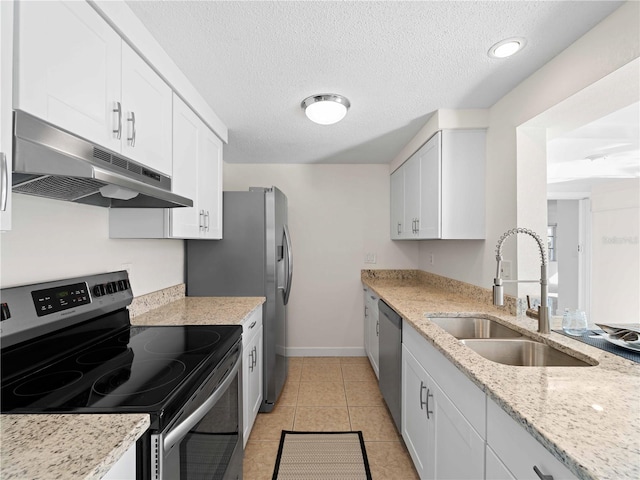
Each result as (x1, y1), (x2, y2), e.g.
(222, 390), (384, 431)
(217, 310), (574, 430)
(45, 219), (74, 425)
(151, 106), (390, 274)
(533, 466), (553, 480)
(419, 381), (427, 410)
(248, 321), (257, 329)
(426, 388), (433, 419)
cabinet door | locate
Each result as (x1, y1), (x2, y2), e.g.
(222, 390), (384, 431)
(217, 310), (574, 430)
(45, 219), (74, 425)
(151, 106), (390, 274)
(243, 325), (263, 447)
(369, 305), (379, 378)
(0, 0), (13, 231)
(403, 155), (421, 238)
(418, 132), (441, 239)
(402, 345), (431, 479)
(199, 127), (223, 239)
(428, 378), (484, 480)
(363, 288), (371, 356)
(14, 0), (121, 151)
(390, 168), (404, 239)
(249, 325), (264, 429)
(486, 445), (517, 480)
(121, 43), (172, 175)
(171, 96), (201, 238)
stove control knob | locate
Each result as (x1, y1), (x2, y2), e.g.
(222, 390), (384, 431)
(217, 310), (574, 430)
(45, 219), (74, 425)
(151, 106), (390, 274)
(106, 282), (115, 294)
(117, 280), (127, 291)
(93, 284), (105, 297)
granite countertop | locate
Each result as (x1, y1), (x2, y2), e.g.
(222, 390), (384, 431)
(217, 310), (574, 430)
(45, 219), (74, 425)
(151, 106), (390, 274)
(130, 296), (265, 326)
(1, 293), (264, 480)
(0, 414), (149, 480)
(362, 270), (640, 480)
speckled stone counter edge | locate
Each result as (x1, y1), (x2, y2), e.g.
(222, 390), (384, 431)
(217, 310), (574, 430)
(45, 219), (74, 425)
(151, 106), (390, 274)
(129, 283), (185, 318)
(361, 269), (519, 314)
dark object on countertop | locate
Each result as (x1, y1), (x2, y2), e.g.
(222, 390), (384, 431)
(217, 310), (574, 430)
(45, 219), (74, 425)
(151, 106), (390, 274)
(553, 329), (640, 364)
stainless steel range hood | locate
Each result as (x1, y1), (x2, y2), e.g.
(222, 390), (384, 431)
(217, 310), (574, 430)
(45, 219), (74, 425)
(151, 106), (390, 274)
(12, 110), (193, 208)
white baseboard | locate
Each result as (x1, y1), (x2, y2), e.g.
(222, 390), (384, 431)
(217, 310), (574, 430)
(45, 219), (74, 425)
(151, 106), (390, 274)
(286, 346), (366, 357)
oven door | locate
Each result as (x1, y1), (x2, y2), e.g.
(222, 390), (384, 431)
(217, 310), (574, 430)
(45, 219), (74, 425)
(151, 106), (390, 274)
(152, 341), (243, 480)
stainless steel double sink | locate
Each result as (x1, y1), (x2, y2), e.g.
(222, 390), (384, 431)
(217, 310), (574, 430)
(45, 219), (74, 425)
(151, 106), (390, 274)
(428, 316), (594, 367)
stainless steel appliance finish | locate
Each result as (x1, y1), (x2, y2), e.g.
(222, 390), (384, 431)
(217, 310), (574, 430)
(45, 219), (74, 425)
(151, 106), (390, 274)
(186, 186), (293, 412)
(12, 110), (193, 208)
(0, 271), (243, 480)
(378, 299), (402, 431)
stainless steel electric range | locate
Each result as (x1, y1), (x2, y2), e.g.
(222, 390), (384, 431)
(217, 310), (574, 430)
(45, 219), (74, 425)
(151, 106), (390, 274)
(0, 271), (243, 480)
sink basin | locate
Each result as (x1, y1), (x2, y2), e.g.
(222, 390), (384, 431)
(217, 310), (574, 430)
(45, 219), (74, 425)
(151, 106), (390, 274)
(429, 316), (523, 339)
(460, 339), (594, 367)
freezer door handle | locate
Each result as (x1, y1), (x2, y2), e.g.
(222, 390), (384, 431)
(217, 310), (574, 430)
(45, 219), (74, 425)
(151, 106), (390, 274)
(283, 224), (293, 305)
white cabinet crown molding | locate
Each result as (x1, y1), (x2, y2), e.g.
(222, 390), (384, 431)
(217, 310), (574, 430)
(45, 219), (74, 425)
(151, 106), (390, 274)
(88, 0), (228, 143)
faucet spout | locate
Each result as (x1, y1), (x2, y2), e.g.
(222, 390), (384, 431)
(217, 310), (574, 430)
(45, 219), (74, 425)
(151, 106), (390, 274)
(492, 228), (550, 334)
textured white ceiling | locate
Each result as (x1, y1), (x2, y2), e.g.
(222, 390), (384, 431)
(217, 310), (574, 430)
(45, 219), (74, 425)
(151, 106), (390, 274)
(126, 0), (623, 164)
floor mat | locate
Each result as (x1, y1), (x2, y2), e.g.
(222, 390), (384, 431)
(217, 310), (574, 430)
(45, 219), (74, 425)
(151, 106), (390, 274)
(272, 431), (372, 480)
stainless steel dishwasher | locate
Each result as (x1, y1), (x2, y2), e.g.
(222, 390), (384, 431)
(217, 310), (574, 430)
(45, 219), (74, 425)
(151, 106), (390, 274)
(378, 299), (402, 431)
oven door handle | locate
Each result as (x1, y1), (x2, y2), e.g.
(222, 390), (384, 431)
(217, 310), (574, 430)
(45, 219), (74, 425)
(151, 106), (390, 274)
(163, 350), (242, 454)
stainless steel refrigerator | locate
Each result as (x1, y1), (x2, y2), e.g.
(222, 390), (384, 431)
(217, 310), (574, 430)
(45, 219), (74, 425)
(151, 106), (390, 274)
(186, 187), (293, 413)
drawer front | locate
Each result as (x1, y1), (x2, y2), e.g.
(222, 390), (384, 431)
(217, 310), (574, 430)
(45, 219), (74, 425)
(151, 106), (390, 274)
(403, 320), (485, 437)
(487, 398), (578, 480)
(242, 307), (263, 345)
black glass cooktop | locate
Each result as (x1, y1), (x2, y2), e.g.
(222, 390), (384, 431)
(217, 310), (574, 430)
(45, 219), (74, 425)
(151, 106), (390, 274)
(1, 315), (241, 417)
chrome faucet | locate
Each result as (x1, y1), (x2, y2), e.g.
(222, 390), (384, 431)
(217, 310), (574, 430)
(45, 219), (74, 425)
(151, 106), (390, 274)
(492, 228), (550, 334)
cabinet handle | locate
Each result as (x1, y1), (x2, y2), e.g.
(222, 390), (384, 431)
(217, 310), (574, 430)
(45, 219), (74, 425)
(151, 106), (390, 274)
(415, 219), (419, 234)
(127, 111), (136, 147)
(533, 466), (553, 480)
(376, 320), (379, 336)
(249, 349), (254, 372)
(0, 152), (7, 212)
(419, 381), (427, 410)
(113, 101), (122, 139)
(199, 210), (205, 230)
(364, 306), (368, 316)
(205, 211), (210, 231)
(248, 320), (257, 330)
(412, 218), (416, 234)
(252, 346), (257, 369)
(426, 388), (433, 419)
(397, 222), (401, 235)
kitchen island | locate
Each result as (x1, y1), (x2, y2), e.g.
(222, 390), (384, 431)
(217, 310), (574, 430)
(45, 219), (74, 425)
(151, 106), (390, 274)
(362, 269), (640, 480)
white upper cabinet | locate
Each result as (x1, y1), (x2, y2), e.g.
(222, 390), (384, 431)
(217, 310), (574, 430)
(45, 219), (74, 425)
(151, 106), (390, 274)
(120, 43), (172, 175)
(390, 168), (404, 239)
(170, 94), (222, 239)
(0, 0), (14, 232)
(390, 129), (486, 240)
(14, 0), (122, 152)
(14, 0), (172, 176)
(109, 96), (223, 240)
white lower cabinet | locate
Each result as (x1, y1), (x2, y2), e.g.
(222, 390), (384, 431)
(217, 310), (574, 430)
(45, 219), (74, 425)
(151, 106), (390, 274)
(242, 307), (263, 447)
(402, 344), (484, 480)
(102, 441), (136, 480)
(486, 445), (517, 480)
(486, 398), (578, 480)
(362, 286), (379, 378)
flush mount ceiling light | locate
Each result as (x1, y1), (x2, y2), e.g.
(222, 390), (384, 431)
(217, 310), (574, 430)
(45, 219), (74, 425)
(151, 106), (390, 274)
(301, 94), (350, 125)
(488, 37), (526, 59)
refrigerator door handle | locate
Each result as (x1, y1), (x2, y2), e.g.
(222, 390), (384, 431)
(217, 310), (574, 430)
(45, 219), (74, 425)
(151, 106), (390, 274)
(283, 224), (293, 305)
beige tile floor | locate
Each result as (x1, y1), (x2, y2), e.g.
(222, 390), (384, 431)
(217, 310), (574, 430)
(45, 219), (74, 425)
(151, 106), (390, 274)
(243, 356), (420, 479)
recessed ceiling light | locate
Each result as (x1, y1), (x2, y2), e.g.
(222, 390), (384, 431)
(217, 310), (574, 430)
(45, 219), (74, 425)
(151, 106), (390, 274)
(488, 38), (526, 59)
(301, 94), (350, 125)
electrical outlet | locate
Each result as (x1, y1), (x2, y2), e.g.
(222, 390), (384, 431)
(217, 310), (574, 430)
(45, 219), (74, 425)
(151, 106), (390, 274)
(364, 253), (377, 264)
(500, 260), (511, 280)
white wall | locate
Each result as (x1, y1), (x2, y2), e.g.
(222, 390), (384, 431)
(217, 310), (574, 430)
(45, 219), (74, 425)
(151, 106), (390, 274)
(223, 163), (419, 355)
(0, 194), (184, 296)
(415, 2), (639, 298)
(590, 179), (640, 325)
(556, 200), (580, 313)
